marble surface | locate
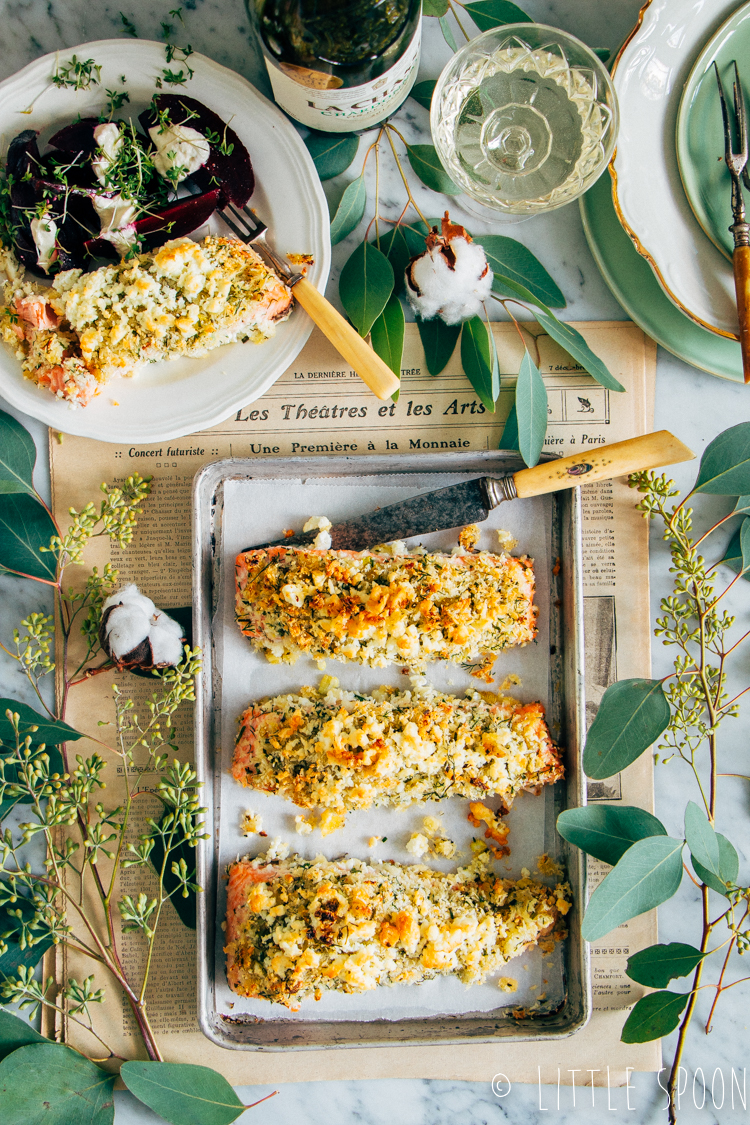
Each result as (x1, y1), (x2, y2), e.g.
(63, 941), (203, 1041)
(0, 0), (749, 1122)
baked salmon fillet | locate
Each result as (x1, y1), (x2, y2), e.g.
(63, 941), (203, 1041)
(0, 235), (292, 405)
(234, 546), (537, 673)
(231, 682), (562, 810)
(225, 849), (571, 1008)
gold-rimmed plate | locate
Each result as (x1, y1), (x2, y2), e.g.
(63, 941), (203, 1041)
(610, 0), (740, 340)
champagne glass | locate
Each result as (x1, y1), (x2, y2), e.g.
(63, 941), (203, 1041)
(431, 24), (618, 216)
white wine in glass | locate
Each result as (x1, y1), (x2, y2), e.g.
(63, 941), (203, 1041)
(432, 26), (618, 215)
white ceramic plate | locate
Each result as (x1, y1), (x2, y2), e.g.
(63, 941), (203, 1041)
(0, 40), (330, 443)
(611, 0), (739, 339)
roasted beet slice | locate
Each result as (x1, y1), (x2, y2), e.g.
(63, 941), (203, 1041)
(140, 94), (253, 206)
(134, 187), (222, 246)
(48, 117), (100, 155)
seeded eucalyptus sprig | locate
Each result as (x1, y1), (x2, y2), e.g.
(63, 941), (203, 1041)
(0, 406), (265, 1123)
(305, 0), (622, 465)
(557, 422), (750, 1125)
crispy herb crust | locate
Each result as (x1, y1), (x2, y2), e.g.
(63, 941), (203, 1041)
(232, 682), (562, 810)
(235, 546), (537, 673)
(225, 850), (570, 1009)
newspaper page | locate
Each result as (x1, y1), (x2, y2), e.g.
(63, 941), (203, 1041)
(47, 321), (660, 1084)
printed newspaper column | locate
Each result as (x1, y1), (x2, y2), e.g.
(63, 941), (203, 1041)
(48, 321), (660, 1083)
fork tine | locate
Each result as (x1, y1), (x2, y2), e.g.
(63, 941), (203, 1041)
(734, 60), (749, 163)
(715, 61), (734, 162)
(220, 209), (249, 240)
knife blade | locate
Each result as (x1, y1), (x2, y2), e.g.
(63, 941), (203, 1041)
(247, 430), (695, 552)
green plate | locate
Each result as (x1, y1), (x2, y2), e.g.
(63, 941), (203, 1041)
(676, 0), (750, 262)
(579, 171), (743, 382)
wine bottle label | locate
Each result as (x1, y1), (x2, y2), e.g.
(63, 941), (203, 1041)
(265, 24), (421, 132)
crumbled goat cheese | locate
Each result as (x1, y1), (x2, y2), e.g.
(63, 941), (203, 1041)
(148, 123), (210, 183)
(497, 528), (518, 552)
(92, 122), (125, 185)
(266, 837), (290, 860)
(303, 515), (332, 533)
(241, 811), (263, 835)
(30, 215), (58, 273)
(406, 833), (430, 858)
(92, 194), (138, 255)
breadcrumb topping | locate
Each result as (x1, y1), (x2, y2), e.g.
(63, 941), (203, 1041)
(225, 849), (570, 1009)
(235, 546), (537, 673)
(231, 682), (562, 811)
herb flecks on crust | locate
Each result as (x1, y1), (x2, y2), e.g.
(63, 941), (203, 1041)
(232, 681), (562, 810)
(235, 546), (537, 673)
(225, 849), (570, 1009)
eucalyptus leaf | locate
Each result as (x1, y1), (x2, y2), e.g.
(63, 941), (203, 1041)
(582, 836), (684, 942)
(416, 316), (460, 375)
(411, 79), (436, 110)
(621, 990), (689, 1044)
(0, 700), (84, 749)
(0, 1042), (115, 1125)
(438, 15), (458, 50)
(693, 422), (750, 494)
(0, 921), (54, 976)
(733, 494), (750, 514)
(692, 832), (739, 896)
(478, 235), (566, 308)
(583, 678), (671, 780)
(515, 349), (547, 467)
(340, 240), (394, 337)
(422, 0), (449, 14)
(461, 317), (496, 412)
(0, 410), (37, 497)
(625, 943), (706, 989)
(330, 177), (367, 245)
(0, 494), (58, 581)
(373, 222), (428, 297)
(120, 1061), (247, 1125)
(719, 517), (750, 581)
(303, 131), (359, 181)
(406, 144), (462, 195)
(371, 293), (405, 379)
(684, 801), (720, 877)
(462, 0), (532, 31)
(533, 308), (625, 391)
(499, 403), (520, 451)
(0, 1009), (47, 1062)
(556, 805), (667, 867)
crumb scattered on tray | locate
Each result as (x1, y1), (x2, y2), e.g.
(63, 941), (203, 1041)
(498, 977), (518, 993)
(240, 810), (263, 835)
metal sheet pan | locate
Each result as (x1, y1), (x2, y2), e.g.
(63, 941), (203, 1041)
(193, 451), (590, 1050)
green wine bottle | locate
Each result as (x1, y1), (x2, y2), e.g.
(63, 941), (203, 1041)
(249, 0), (422, 132)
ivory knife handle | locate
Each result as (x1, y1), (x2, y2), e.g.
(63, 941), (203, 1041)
(292, 277), (400, 401)
(733, 244), (750, 384)
(512, 430), (695, 499)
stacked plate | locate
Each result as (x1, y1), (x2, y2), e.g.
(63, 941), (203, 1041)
(580, 0), (749, 382)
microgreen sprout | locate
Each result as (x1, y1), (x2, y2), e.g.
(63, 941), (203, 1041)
(119, 12), (138, 37)
(52, 56), (102, 91)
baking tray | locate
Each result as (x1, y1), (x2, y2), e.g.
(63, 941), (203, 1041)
(193, 452), (590, 1050)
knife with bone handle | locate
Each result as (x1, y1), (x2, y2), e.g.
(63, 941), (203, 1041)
(248, 430), (695, 552)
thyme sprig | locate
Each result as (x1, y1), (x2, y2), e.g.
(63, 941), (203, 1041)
(52, 56), (102, 91)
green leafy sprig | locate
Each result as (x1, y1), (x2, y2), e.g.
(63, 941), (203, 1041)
(304, 0), (622, 465)
(557, 422), (750, 1124)
(0, 405), (270, 1122)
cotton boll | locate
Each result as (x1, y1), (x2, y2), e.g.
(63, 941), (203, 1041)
(148, 610), (185, 666)
(104, 603), (151, 660)
(405, 211), (493, 325)
(100, 584), (185, 669)
(102, 583), (156, 619)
